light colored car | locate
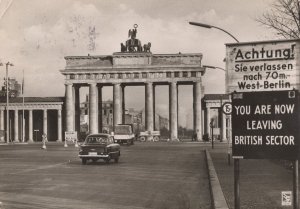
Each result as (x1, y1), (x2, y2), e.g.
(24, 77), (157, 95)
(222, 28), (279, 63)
(113, 124), (135, 145)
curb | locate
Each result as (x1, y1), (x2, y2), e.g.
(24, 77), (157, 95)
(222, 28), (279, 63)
(205, 149), (229, 209)
(0, 142), (28, 145)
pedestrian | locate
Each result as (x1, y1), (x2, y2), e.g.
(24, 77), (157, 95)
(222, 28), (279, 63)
(193, 130), (198, 141)
(192, 132), (196, 141)
(42, 133), (48, 149)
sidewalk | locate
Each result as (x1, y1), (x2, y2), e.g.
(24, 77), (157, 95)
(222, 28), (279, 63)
(208, 143), (294, 209)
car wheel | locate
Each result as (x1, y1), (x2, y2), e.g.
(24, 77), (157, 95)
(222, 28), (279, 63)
(82, 158), (87, 165)
(140, 136), (146, 142)
(114, 157), (119, 163)
(153, 136), (159, 142)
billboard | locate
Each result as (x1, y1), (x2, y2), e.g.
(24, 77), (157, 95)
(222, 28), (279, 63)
(232, 90), (300, 159)
(226, 39), (300, 93)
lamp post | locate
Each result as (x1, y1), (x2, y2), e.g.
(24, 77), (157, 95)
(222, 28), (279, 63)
(202, 65), (225, 72)
(5, 62), (13, 143)
(189, 21), (239, 43)
(210, 119), (214, 149)
(189, 21), (240, 209)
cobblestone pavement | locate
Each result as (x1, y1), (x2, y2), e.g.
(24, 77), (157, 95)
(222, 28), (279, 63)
(207, 143), (294, 209)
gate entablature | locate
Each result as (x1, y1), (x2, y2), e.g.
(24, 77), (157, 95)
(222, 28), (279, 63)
(61, 53), (205, 84)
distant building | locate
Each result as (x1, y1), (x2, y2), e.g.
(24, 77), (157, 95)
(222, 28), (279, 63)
(80, 95), (113, 133)
(0, 78), (22, 98)
(125, 109), (143, 134)
(102, 100), (113, 133)
(157, 114), (168, 130)
(202, 94), (230, 141)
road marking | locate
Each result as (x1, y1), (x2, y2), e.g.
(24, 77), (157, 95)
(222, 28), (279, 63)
(9, 162), (67, 175)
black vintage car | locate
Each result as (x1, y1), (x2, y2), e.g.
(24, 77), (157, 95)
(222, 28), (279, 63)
(79, 134), (120, 164)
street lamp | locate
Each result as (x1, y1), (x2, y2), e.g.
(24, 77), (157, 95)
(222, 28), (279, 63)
(5, 62), (13, 143)
(190, 21), (240, 209)
(202, 65), (225, 72)
(189, 21), (239, 43)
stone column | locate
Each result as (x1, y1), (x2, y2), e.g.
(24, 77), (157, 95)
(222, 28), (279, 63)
(43, 109), (47, 136)
(169, 82), (178, 141)
(14, 110), (19, 142)
(74, 85), (80, 134)
(202, 109), (205, 139)
(113, 83), (122, 129)
(89, 83), (98, 134)
(65, 83), (74, 132)
(206, 107), (211, 137)
(28, 110), (33, 142)
(0, 110), (4, 142)
(21, 111), (25, 142)
(193, 81), (202, 141)
(6, 109), (9, 143)
(146, 82), (154, 133)
(98, 85), (103, 133)
(122, 85), (125, 124)
(57, 109), (62, 142)
(221, 112), (227, 141)
(153, 85), (156, 130)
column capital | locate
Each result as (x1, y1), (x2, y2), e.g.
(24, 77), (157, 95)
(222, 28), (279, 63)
(88, 82), (97, 86)
(73, 85), (81, 90)
(146, 81), (153, 84)
(65, 83), (73, 86)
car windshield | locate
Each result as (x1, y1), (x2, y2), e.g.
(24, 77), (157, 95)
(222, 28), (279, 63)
(115, 126), (132, 134)
(85, 136), (108, 144)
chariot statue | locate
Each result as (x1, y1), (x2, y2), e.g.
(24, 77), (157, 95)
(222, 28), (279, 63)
(120, 24), (151, 53)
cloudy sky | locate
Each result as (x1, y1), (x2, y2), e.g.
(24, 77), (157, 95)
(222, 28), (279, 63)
(0, 0), (277, 126)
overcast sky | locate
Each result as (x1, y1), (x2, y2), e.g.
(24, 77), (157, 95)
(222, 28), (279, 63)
(0, 0), (277, 126)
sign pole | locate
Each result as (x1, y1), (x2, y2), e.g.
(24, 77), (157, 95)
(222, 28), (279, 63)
(210, 119), (214, 149)
(234, 159), (240, 209)
(293, 159), (298, 209)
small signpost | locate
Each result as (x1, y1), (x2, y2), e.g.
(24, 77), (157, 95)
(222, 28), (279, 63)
(64, 131), (78, 147)
(282, 191), (292, 206)
(222, 102), (232, 115)
(226, 39), (300, 209)
(34, 129), (39, 142)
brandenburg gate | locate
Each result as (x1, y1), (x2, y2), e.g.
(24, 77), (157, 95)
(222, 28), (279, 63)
(60, 25), (205, 141)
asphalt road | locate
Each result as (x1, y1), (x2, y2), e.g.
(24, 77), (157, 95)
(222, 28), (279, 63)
(0, 142), (211, 209)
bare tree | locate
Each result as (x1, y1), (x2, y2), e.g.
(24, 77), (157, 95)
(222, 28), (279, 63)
(257, 0), (300, 39)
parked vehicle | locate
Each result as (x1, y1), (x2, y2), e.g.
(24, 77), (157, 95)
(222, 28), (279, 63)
(78, 133), (120, 164)
(139, 131), (160, 142)
(113, 124), (135, 145)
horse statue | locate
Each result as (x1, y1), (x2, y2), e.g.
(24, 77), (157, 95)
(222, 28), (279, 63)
(121, 43), (126, 52)
(143, 42), (151, 52)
